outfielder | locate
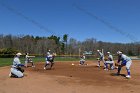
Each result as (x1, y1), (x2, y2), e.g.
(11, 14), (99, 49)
(104, 52), (114, 70)
(116, 51), (132, 79)
(9, 53), (24, 78)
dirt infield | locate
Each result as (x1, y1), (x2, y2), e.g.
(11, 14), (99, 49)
(0, 60), (140, 93)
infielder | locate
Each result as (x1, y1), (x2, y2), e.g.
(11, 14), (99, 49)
(116, 51), (132, 79)
(79, 54), (86, 65)
(25, 53), (35, 67)
(104, 52), (114, 70)
(9, 53), (24, 78)
(44, 51), (55, 70)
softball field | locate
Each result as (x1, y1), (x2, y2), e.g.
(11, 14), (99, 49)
(0, 60), (140, 93)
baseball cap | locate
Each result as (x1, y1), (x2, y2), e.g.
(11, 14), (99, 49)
(107, 52), (110, 54)
(16, 53), (22, 56)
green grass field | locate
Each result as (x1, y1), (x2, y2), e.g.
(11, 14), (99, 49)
(0, 57), (42, 67)
(0, 57), (82, 67)
(0, 56), (97, 67)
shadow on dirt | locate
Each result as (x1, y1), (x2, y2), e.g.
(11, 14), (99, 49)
(110, 73), (126, 77)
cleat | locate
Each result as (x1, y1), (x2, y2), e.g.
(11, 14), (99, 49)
(126, 75), (131, 79)
(9, 73), (11, 77)
(104, 68), (108, 71)
(32, 66), (35, 68)
(97, 65), (100, 67)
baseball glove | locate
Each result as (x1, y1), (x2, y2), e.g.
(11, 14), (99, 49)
(115, 63), (119, 66)
(104, 58), (108, 61)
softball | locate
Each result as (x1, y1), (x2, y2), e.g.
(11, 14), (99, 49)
(71, 63), (75, 65)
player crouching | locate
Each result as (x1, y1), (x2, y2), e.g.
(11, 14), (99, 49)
(79, 55), (87, 65)
(104, 52), (114, 70)
(44, 52), (56, 70)
(25, 53), (35, 68)
(9, 53), (25, 78)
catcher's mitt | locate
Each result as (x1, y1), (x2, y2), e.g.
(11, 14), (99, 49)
(115, 63), (119, 66)
(104, 58), (108, 61)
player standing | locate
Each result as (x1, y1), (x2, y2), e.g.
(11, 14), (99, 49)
(97, 50), (105, 68)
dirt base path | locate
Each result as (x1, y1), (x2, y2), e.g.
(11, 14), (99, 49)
(0, 60), (140, 93)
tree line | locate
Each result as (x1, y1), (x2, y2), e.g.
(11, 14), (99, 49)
(0, 34), (140, 57)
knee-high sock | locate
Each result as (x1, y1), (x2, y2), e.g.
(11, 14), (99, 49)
(110, 63), (114, 69)
(105, 63), (108, 69)
(126, 68), (130, 76)
(117, 65), (122, 74)
(44, 63), (48, 67)
(98, 61), (100, 66)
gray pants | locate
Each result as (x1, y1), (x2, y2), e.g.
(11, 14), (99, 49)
(10, 68), (23, 78)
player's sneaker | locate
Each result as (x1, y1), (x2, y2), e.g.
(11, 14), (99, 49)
(126, 75), (131, 79)
(104, 68), (108, 71)
(110, 66), (114, 70)
(97, 64), (100, 67)
(44, 67), (46, 70)
(9, 73), (11, 77)
(32, 65), (35, 68)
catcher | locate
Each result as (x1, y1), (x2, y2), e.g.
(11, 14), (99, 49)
(104, 52), (114, 70)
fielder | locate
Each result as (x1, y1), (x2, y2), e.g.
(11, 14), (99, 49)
(116, 51), (132, 79)
(25, 53), (35, 67)
(104, 52), (114, 70)
(97, 50), (105, 68)
(9, 53), (24, 78)
(44, 51), (55, 70)
(79, 54), (86, 65)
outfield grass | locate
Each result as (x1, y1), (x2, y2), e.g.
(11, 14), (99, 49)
(0, 56), (96, 67)
(0, 57), (79, 67)
(0, 58), (13, 67)
(0, 57), (45, 67)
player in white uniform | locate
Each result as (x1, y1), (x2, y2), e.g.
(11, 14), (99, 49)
(104, 52), (114, 70)
(97, 50), (105, 68)
(79, 54), (86, 65)
(116, 51), (132, 79)
(44, 50), (55, 70)
(9, 53), (24, 78)
(25, 53), (35, 67)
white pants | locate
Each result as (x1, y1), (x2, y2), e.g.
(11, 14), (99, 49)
(25, 61), (28, 67)
(46, 61), (50, 64)
(11, 68), (23, 78)
(105, 61), (114, 64)
(126, 60), (132, 69)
